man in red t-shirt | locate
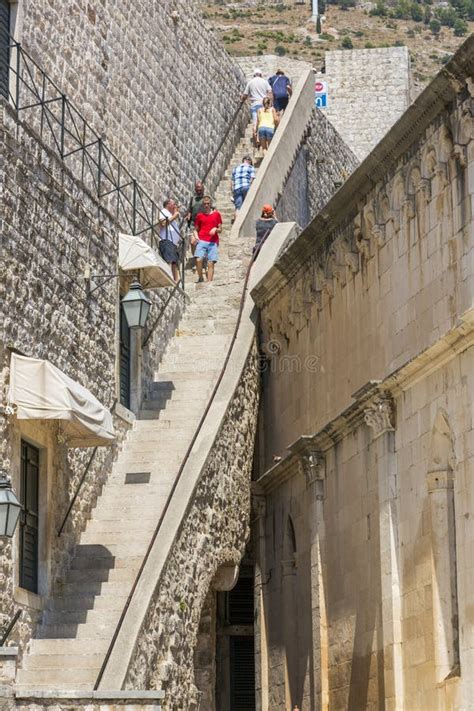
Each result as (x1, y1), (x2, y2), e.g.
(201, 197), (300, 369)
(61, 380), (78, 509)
(193, 196), (222, 283)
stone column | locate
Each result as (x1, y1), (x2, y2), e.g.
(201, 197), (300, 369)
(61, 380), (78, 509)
(364, 395), (404, 711)
(252, 488), (268, 711)
(426, 468), (460, 682)
(300, 449), (327, 711)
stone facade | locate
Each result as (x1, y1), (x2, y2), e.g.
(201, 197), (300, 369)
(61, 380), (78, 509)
(277, 108), (359, 228)
(323, 46), (412, 160)
(18, 0), (246, 203)
(123, 341), (260, 710)
(251, 37), (474, 710)
(0, 99), (186, 652)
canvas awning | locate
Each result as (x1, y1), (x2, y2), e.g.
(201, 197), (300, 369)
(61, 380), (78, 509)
(118, 232), (175, 288)
(7, 354), (115, 447)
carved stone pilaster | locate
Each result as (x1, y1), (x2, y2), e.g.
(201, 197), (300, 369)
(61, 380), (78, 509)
(300, 450), (326, 493)
(252, 493), (266, 520)
(364, 395), (395, 439)
(372, 223), (386, 247)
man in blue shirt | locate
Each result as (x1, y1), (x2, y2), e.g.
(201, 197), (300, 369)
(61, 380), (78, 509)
(231, 155), (256, 216)
(268, 69), (292, 113)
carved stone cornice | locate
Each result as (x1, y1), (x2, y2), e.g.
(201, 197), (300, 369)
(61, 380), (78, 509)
(364, 395), (395, 439)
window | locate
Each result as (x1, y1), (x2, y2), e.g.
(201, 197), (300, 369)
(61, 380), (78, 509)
(19, 440), (39, 593)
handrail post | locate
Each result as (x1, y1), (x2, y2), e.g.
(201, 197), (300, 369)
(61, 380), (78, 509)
(132, 179), (137, 235)
(60, 93), (66, 158)
(14, 41), (20, 111)
(97, 137), (102, 199)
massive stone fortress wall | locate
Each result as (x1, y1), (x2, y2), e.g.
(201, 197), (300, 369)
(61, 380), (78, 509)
(323, 46), (412, 160)
(19, 0), (245, 203)
(0, 101), (183, 647)
(252, 38), (474, 709)
(278, 107), (359, 228)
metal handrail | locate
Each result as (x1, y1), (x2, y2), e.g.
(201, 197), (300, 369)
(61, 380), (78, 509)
(94, 229), (271, 691)
(3, 38), (160, 243)
(0, 609), (21, 646)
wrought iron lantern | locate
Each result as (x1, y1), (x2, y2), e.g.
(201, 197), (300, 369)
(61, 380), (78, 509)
(121, 281), (151, 330)
(0, 474), (21, 538)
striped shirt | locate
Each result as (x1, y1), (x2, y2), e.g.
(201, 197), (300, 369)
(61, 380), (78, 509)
(232, 163), (256, 191)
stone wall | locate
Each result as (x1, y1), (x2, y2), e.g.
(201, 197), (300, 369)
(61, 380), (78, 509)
(236, 55), (313, 84)
(123, 341), (260, 710)
(251, 38), (474, 710)
(322, 46), (412, 160)
(0, 101), (183, 648)
(18, 0), (246, 206)
(277, 107), (359, 228)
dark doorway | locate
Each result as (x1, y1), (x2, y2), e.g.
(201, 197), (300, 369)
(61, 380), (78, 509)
(119, 307), (131, 409)
(217, 566), (256, 711)
(19, 440), (39, 594)
(230, 636), (255, 711)
(0, 0), (9, 100)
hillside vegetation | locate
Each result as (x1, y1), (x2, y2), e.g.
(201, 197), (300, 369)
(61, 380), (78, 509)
(201, 1), (473, 92)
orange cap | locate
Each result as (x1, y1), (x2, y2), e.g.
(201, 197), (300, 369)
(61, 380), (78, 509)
(262, 204), (274, 213)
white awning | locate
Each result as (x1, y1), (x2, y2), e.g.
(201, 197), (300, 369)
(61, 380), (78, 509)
(7, 354), (115, 448)
(118, 232), (175, 288)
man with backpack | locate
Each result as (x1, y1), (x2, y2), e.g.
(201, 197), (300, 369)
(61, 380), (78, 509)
(268, 69), (292, 113)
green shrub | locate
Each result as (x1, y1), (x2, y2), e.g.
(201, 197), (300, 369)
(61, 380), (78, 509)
(275, 45), (286, 56)
(453, 17), (468, 33)
(436, 6), (458, 26)
(341, 35), (354, 48)
(394, 40), (405, 46)
(411, 3), (424, 21)
(304, 35), (313, 46)
(370, 0), (388, 15)
(365, 41), (374, 48)
(354, 30), (365, 36)
(429, 18), (441, 34)
(319, 32), (334, 40)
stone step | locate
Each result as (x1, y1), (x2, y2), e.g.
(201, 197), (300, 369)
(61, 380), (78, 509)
(66, 565), (139, 585)
(17, 667), (98, 685)
(29, 637), (111, 655)
(57, 579), (131, 598)
(42, 603), (127, 626)
(70, 555), (142, 571)
(37, 618), (118, 640)
(46, 593), (128, 614)
(153, 370), (220, 383)
(16, 682), (94, 693)
(22, 652), (104, 670)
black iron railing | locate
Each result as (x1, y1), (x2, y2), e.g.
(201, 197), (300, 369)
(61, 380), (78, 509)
(3, 38), (163, 243)
(0, 609), (21, 646)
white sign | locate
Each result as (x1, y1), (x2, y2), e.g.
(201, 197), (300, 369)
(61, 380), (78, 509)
(315, 80), (328, 109)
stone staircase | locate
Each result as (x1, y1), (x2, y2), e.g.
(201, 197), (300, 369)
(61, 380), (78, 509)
(16, 122), (259, 695)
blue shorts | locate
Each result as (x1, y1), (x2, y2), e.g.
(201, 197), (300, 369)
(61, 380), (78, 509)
(195, 240), (219, 262)
(258, 127), (274, 140)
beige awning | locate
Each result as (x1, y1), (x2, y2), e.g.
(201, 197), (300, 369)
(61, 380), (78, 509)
(7, 354), (115, 447)
(118, 232), (175, 288)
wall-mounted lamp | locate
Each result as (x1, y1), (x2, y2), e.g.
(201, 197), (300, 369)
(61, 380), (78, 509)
(121, 281), (151, 329)
(0, 473), (21, 538)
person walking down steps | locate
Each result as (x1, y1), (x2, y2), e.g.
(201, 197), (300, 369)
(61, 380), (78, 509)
(193, 196), (222, 283)
(231, 155), (255, 220)
(159, 197), (181, 283)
